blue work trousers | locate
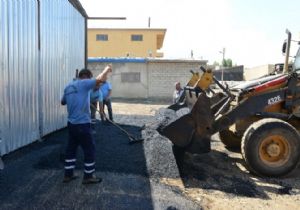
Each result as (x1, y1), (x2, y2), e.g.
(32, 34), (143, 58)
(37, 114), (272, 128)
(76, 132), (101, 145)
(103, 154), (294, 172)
(103, 98), (113, 120)
(64, 122), (96, 178)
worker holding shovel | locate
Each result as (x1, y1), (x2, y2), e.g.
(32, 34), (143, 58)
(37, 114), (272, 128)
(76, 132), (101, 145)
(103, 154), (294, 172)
(61, 65), (112, 184)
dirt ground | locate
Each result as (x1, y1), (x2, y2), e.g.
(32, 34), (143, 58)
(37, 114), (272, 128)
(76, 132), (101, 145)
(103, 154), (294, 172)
(113, 100), (300, 210)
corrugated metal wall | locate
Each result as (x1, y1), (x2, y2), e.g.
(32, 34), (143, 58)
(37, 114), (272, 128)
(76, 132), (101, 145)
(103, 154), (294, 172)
(0, 0), (85, 155)
(0, 0), (39, 155)
(0, 0), (10, 155)
(40, 0), (85, 135)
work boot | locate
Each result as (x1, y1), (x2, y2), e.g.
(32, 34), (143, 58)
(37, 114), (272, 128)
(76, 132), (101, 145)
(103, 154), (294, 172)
(63, 175), (78, 183)
(82, 174), (102, 184)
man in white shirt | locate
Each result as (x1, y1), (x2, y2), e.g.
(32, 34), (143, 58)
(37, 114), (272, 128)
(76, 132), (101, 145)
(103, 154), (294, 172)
(173, 82), (184, 103)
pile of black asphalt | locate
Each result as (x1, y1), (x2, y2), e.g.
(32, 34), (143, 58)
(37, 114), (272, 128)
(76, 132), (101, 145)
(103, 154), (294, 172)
(0, 114), (201, 210)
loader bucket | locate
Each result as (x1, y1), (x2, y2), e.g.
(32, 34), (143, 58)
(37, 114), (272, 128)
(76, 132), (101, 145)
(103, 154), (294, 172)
(158, 92), (213, 154)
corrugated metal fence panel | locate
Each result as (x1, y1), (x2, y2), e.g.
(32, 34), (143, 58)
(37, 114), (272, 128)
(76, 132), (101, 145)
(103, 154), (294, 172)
(0, 0), (9, 155)
(0, 1), (40, 155)
(0, 0), (85, 155)
(40, 0), (85, 135)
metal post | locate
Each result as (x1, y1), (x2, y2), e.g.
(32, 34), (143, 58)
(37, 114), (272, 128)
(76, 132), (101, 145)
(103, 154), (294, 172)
(84, 18), (88, 69)
(148, 17), (151, 28)
(219, 48), (225, 82)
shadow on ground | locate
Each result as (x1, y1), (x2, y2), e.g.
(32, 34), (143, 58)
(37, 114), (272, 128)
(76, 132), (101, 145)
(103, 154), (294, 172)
(0, 119), (153, 210)
(174, 138), (300, 199)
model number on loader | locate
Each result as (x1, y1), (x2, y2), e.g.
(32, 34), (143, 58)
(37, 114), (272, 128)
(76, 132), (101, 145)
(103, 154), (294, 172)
(268, 95), (281, 105)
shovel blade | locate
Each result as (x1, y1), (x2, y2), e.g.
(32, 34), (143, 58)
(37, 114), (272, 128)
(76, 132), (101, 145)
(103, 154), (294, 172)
(129, 138), (144, 145)
(167, 102), (187, 112)
(167, 92), (187, 111)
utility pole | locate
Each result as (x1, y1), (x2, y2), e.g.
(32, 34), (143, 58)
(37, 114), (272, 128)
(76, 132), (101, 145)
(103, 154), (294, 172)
(219, 47), (226, 82)
(148, 17), (151, 28)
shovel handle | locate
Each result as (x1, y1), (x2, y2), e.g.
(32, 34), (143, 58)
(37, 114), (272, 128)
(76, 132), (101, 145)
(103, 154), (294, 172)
(90, 103), (141, 142)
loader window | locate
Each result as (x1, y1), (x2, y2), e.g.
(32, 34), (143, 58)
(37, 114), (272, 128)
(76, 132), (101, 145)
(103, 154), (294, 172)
(294, 48), (300, 73)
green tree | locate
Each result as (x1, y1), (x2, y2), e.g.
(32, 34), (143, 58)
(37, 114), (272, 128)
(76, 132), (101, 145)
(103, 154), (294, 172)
(213, 61), (220, 66)
(222, 58), (233, 67)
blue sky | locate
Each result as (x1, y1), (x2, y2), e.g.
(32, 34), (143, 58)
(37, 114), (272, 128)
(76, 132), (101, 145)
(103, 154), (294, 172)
(80, 0), (300, 68)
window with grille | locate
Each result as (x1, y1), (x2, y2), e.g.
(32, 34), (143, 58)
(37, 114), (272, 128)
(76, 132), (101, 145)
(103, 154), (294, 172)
(131, 34), (143, 41)
(96, 34), (108, 41)
(121, 72), (141, 83)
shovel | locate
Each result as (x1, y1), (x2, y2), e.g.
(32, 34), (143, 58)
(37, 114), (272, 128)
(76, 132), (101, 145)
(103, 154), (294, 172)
(91, 104), (144, 144)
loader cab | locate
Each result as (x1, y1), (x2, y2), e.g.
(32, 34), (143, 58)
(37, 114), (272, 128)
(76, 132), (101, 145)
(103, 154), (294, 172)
(282, 30), (300, 74)
(274, 63), (292, 74)
(293, 47), (300, 73)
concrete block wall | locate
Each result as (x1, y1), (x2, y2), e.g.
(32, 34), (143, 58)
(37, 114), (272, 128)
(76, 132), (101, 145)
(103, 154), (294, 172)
(88, 62), (148, 98)
(148, 61), (203, 98)
(88, 59), (207, 99)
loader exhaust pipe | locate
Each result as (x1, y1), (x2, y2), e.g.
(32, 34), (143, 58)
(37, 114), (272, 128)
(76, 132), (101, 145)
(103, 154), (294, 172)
(284, 29), (292, 73)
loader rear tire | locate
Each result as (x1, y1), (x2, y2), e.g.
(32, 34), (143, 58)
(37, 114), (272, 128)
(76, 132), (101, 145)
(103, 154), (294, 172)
(219, 129), (241, 149)
(241, 118), (300, 177)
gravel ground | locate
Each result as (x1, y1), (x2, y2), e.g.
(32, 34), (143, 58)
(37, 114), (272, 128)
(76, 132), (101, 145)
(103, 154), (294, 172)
(1, 99), (300, 210)
(142, 103), (300, 210)
(0, 100), (200, 210)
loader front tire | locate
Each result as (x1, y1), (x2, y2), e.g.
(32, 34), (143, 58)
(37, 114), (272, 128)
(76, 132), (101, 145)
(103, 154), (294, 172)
(219, 129), (241, 149)
(241, 118), (300, 177)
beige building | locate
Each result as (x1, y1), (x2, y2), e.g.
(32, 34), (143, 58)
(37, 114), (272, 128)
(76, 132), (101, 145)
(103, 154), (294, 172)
(88, 28), (166, 58)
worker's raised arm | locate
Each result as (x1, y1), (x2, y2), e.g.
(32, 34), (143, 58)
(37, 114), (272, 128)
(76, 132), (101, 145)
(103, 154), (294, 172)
(96, 64), (112, 86)
(61, 94), (66, 105)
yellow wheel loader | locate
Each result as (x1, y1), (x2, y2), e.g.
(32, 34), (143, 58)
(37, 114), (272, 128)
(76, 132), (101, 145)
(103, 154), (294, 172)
(158, 30), (300, 177)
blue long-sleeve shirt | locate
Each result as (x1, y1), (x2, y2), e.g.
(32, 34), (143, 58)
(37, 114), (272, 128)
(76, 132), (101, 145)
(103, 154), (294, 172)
(61, 79), (96, 124)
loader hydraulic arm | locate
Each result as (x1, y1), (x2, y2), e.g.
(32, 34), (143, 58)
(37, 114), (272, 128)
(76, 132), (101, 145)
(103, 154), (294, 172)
(211, 73), (300, 134)
(211, 89), (287, 134)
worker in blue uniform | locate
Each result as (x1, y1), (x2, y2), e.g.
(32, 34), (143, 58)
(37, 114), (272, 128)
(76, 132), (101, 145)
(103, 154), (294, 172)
(61, 65), (112, 184)
(101, 79), (113, 123)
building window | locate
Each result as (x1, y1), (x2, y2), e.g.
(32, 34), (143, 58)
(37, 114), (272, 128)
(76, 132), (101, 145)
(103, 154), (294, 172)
(131, 34), (143, 41)
(121, 72), (141, 83)
(96, 34), (108, 41)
